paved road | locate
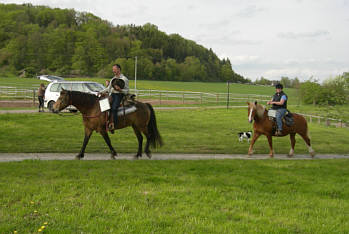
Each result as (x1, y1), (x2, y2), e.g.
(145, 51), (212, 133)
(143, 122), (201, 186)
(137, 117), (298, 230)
(0, 153), (347, 162)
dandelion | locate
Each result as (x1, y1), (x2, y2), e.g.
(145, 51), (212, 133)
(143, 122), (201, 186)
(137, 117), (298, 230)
(41, 226), (45, 229)
(44, 222), (48, 225)
(14, 231), (18, 234)
(30, 201), (35, 204)
(38, 228), (42, 232)
(34, 210), (38, 213)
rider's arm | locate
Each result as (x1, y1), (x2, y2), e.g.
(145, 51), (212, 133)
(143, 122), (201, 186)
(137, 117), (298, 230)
(270, 95), (286, 105)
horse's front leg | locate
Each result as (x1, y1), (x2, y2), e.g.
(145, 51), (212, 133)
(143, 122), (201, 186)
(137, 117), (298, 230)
(100, 131), (117, 159)
(248, 132), (261, 156)
(77, 128), (93, 160)
(266, 134), (274, 158)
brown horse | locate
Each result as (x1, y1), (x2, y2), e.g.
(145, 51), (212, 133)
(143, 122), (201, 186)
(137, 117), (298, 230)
(53, 90), (163, 160)
(247, 101), (315, 158)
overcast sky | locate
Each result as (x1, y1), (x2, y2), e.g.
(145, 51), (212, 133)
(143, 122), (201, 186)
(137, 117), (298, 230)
(2, 0), (349, 81)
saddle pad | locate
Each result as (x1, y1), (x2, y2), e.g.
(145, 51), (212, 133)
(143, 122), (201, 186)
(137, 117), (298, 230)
(117, 106), (137, 116)
(268, 109), (276, 118)
(99, 98), (110, 112)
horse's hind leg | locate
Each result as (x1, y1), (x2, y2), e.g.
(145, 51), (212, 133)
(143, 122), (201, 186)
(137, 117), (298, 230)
(299, 133), (315, 157)
(288, 133), (296, 157)
(132, 126), (143, 159)
(77, 128), (93, 160)
(266, 135), (274, 158)
(100, 131), (117, 159)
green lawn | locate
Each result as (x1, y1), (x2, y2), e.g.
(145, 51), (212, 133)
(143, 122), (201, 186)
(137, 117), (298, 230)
(1, 108), (348, 155)
(0, 159), (348, 233)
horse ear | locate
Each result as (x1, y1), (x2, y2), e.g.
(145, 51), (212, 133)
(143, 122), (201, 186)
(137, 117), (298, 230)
(247, 102), (250, 105)
(254, 101), (258, 105)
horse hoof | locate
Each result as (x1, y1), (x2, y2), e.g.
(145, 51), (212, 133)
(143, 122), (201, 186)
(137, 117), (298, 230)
(75, 155), (82, 160)
(133, 155), (139, 160)
(145, 151), (152, 159)
(269, 154), (274, 158)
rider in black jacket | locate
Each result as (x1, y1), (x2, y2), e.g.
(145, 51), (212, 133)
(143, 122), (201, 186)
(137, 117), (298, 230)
(267, 83), (287, 136)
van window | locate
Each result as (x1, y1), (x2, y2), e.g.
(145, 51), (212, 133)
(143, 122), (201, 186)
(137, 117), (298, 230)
(61, 83), (72, 91)
(50, 83), (60, 92)
(85, 83), (104, 92)
(72, 83), (85, 92)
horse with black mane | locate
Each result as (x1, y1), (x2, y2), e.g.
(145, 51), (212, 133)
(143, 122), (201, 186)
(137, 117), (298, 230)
(247, 101), (315, 158)
(53, 89), (163, 160)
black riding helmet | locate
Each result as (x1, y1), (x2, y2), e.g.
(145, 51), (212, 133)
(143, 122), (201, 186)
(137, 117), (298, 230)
(275, 83), (283, 89)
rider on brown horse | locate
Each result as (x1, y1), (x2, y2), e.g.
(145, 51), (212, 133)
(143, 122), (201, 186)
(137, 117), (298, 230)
(267, 83), (287, 136)
(99, 64), (129, 131)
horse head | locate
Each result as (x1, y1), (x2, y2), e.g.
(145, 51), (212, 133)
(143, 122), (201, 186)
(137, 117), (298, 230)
(53, 89), (71, 113)
(247, 101), (265, 123)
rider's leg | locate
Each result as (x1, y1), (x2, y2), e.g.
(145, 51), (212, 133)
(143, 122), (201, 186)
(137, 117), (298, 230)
(276, 109), (287, 132)
(111, 93), (122, 128)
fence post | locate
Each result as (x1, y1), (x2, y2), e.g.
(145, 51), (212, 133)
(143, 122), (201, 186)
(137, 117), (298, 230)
(159, 91), (161, 105)
(200, 93), (203, 104)
(309, 115), (312, 123)
(318, 117), (321, 124)
(326, 119), (330, 126)
(33, 89), (35, 104)
(182, 93), (185, 104)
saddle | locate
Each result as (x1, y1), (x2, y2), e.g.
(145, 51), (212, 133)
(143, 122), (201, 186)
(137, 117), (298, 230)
(268, 109), (294, 135)
(99, 93), (137, 133)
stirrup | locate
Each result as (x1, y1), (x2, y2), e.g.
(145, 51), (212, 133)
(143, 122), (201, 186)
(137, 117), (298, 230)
(108, 122), (115, 130)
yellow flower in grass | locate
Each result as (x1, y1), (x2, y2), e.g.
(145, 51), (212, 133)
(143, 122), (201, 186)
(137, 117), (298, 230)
(14, 231), (18, 234)
(44, 222), (48, 225)
(41, 225), (45, 229)
(38, 228), (42, 232)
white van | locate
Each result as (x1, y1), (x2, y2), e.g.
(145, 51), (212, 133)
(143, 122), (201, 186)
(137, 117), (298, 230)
(44, 81), (105, 112)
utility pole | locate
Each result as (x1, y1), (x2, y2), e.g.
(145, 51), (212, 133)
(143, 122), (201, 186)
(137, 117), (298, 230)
(227, 81), (230, 109)
(134, 56), (138, 91)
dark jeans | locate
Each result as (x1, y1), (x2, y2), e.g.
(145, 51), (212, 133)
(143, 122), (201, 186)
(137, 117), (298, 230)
(38, 96), (44, 109)
(111, 93), (124, 127)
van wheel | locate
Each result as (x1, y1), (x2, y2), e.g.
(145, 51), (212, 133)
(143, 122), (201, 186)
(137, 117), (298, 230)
(48, 101), (55, 112)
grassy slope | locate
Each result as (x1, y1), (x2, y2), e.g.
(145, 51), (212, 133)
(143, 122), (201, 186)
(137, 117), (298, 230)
(1, 109), (348, 154)
(0, 159), (348, 233)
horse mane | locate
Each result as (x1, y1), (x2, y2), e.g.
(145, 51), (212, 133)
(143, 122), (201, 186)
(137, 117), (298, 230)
(255, 103), (266, 118)
(68, 90), (98, 107)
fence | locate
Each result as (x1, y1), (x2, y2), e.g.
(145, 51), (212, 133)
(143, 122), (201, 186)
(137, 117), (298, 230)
(0, 86), (37, 103)
(132, 89), (270, 106)
(1, 86), (348, 128)
(299, 113), (348, 129)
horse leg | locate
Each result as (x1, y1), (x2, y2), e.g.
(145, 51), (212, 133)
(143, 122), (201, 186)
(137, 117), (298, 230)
(132, 126), (143, 159)
(299, 133), (315, 158)
(248, 132), (261, 156)
(266, 135), (274, 158)
(288, 133), (296, 157)
(77, 128), (93, 160)
(144, 135), (152, 159)
(100, 131), (117, 159)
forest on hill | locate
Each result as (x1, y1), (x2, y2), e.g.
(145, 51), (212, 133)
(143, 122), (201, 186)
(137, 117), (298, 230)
(0, 3), (248, 83)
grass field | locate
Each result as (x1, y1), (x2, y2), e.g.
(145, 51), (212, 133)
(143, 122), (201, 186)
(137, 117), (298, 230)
(1, 108), (349, 155)
(1, 159), (348, 233)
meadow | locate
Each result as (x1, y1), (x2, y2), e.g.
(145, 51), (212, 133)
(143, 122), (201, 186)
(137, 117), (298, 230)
(0, 159), (349, 233)
(1, 108), (349, 155)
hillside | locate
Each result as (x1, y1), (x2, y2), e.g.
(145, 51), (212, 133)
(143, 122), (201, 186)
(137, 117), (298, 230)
(0, 3), (247, 83)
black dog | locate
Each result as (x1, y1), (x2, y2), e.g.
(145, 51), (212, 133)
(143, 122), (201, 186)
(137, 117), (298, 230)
(238, 131), (252, 142)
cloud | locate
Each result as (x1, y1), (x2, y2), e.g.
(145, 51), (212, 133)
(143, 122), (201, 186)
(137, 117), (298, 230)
(236, 5), (265, 18)
(277, 30), (330, 39)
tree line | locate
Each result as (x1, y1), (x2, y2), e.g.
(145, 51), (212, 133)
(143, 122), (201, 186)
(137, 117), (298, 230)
(0, 3), (248, 83)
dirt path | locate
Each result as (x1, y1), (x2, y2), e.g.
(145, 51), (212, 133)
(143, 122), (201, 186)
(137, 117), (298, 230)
(0, 153), (347, 162)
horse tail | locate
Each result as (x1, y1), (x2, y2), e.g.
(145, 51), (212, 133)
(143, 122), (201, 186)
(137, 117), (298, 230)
(146, 103), (163, 148)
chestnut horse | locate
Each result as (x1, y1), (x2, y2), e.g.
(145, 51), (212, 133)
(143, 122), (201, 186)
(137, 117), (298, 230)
(247, 101), (315, 158)
(53, 90), (163, 160)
